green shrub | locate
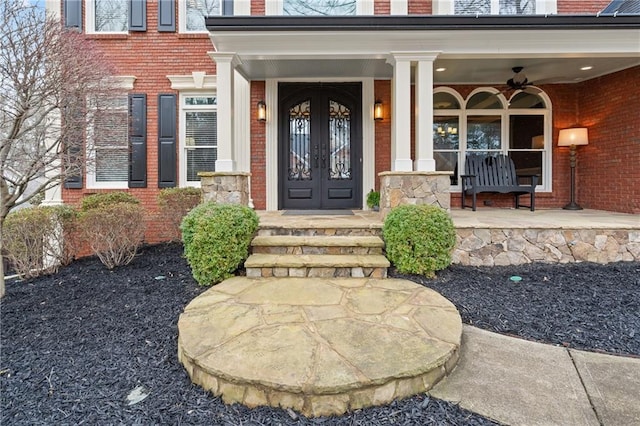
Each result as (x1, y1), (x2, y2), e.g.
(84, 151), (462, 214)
(157, 187), (201, 242)
(81, 192), (139, 211)
(180, 202), (259, 286)
(78, 202), (145, 269)
(366, 190), (380, 209)
(3, 205), (78, 278)
(382, 204), (456, 278)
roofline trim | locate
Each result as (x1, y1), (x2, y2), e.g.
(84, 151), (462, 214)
(205, 15), (640, 32)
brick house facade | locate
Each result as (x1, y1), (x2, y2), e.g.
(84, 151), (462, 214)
(47, 0), (639, 243)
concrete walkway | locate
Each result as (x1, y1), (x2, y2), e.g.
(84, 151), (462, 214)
(430, 325), (640, 426)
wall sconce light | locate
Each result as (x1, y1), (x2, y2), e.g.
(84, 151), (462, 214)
(558, 127), (589, 210)
(257, 100), (267, 122)
(374, 100), (383, 121)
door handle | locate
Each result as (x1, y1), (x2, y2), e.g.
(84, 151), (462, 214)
(313, 144), (319, 168)
(321, 144), (326, 169)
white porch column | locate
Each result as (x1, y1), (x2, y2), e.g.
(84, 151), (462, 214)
(415, 54), (439, 171)
(208, 52), (238, 172)
(388, 53), (413, 172)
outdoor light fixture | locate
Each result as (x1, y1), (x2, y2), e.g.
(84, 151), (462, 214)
(558, 127), (589, 210)
(374, 100), (383, 121)
(257, 100), (267, 122)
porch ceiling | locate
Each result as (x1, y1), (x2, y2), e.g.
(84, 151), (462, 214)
(223, 55), (640, 84)
(207, 16), (640, 84)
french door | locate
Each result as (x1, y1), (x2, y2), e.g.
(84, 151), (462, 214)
(279, 83), (362, 209)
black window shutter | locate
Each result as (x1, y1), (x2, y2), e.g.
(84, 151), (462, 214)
(63, 0), (82, 30)
(158, 0), (176, 32)
(129, 0), (147, 31)
(158, 94), (177, 188)
(129, 94), (147, 188)
(222, 0), (234, 15)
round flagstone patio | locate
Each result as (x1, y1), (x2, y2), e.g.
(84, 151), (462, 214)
(178, 277), (462, 418)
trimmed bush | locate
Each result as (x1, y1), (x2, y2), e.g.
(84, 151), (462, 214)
(3, 205), (78, 278)
(78, 202), (145, 269)
(382, 204), (456, 278)
(81, 192), (139, 211)
(180, 202), (259, 286)
(157, 187), (202, 242)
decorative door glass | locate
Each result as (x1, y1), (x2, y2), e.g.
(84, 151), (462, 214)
(288, 100), (311, 180)
(328, 100), (352, 180)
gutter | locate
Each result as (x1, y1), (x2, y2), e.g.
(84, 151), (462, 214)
(206, 15), (640, 32)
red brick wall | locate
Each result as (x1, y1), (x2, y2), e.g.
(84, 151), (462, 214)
(251, 0), (265, 15)
(557, 0), (611, 14)
(374, 0), (390, 15)
(575, 66), (640, 214)
(60, 1), (215, 243)
(408, 0), (433, 15)
(374, 80), (392, 190)
(250, 81), (267, 209)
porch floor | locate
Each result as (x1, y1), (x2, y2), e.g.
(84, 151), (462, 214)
(258, 208), (640, 231)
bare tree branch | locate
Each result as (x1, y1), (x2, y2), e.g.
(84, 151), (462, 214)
(1, 0), (123, 297)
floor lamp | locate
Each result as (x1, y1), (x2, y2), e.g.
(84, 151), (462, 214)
(558, 128), (589, 210)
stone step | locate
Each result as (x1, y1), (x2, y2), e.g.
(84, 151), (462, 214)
(257, 226), (382, 237)
(245, 254), (389, 279)
(251, 235), (384, 255)
(178, 276), (461, 417)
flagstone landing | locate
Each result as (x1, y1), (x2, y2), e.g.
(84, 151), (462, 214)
(178, 276), (461, 418)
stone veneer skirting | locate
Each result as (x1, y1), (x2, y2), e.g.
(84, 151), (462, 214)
(453, 228), (640, 266)
(199, 172), (250, 205)
(378, 171), (452, 216)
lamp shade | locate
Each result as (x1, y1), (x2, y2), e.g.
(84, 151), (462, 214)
(558, 128), (589, 147)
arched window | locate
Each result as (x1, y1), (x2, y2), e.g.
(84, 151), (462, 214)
(433, 90), (463, 185)
(434, 88), (552, 191)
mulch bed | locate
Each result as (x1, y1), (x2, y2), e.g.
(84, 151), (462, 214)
(2, 242), (638, 424)
(391, 261), (640, 357)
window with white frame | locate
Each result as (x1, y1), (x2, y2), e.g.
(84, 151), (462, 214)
(87, 96), (129, 188)
(434, 0), (556, 15)
(433, 91), (462, 186)
(86, 0), (129, 33)
(434, 88), (551, 191)
(284, 0), (356, 15)
(181, 0), (223, 32)
(266, 0), (370, 15)
(181, 95), (217, 185)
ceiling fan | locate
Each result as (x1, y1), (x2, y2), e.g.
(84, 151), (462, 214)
(501, 66), (542, 95)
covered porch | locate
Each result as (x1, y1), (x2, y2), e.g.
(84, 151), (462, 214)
(205, 15), (640, 213)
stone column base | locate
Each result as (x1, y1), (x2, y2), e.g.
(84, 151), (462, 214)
(379, 171), (452, 216)
(199, 172), (251, 206)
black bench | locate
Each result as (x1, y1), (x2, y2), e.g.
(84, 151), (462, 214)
(461, 154), (538, 211)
